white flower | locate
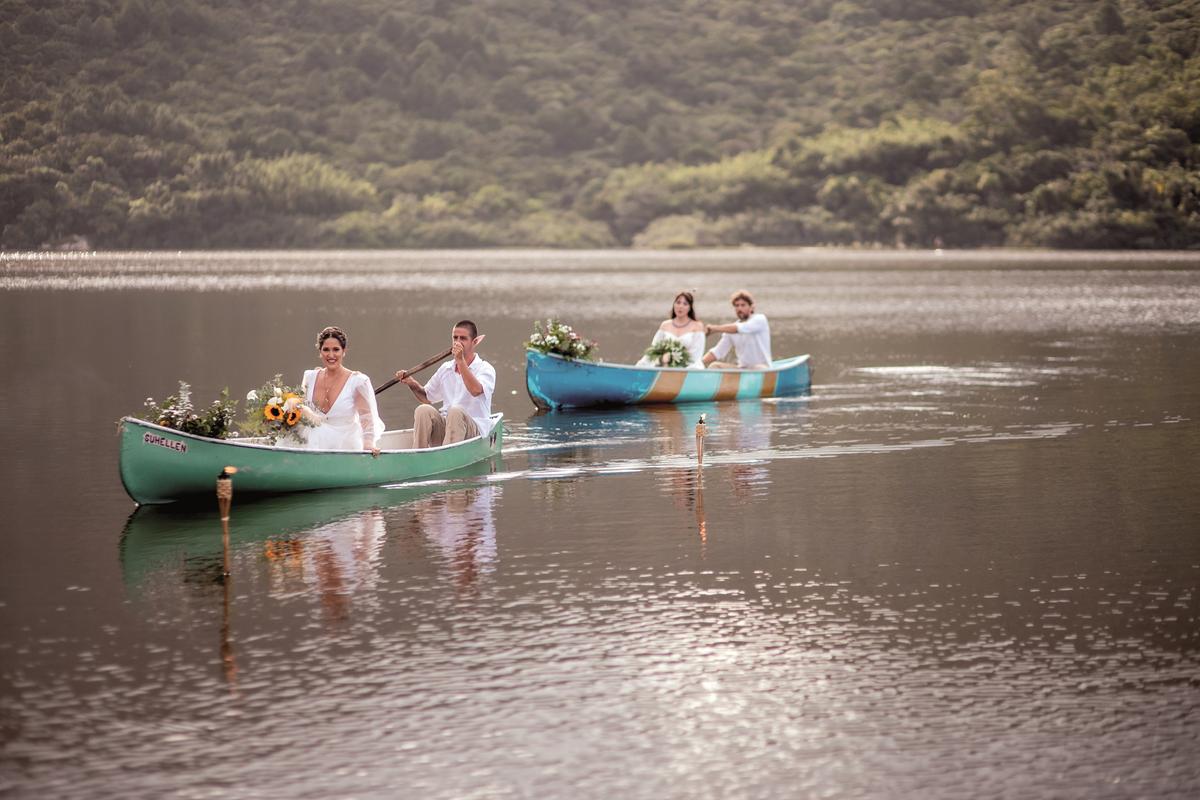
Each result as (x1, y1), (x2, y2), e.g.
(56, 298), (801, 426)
(246, 390), (258, 402)
(269, 395), (282, 406)
(283, 397), (299, 412)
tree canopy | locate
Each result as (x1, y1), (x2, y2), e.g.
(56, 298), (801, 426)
(2, 0), (1198, 249)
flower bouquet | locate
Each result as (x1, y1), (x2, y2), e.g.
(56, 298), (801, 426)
(644, 337), (692, 368)
(524, 319), (598, 361)
(240, 375), (317, 445)
(140, 381), (237, 439)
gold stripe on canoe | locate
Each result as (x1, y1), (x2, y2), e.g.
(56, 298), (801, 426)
(760, 370), (777, 397)
(715, 371), (740, 400)
(643, 370), (687, 403)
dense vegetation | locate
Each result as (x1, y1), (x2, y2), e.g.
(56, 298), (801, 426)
(2, 0), (1198, 249)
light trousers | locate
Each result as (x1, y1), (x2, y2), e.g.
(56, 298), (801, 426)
(414, 404), (479, 448)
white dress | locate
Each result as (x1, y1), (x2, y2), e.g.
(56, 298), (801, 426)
(636, 329), (707, 369)
(301, 369), (386, 451)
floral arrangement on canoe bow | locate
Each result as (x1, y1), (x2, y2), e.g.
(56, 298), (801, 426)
(135, 375), (318, 444)
(140, 381), (237, 439)
(524, 318), (597, 361)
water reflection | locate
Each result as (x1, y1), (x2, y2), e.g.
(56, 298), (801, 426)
(263, 508), (387, 623)
(722, 401), (774, 502)
(120, 469), (500, 684)
(407, 486), (501, 593)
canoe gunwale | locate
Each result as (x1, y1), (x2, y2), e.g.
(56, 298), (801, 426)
(525, 349), (809, 374)
(118, 413), (504, 455)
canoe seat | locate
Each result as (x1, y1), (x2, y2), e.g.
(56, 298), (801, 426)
(378, 429), (414, 450)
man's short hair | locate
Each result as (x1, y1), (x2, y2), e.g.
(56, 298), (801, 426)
(454, 319), (478, 338)
(730, 290), (755, 306)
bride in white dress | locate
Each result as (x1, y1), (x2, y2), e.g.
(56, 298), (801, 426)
(300, 326), (385, 454)
(636, 291), (707, 369)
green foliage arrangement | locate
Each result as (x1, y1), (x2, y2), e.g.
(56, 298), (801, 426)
(3, 0), (1199, 250)
(525, 319), (597, 361)
(644, 337), (692, 368)
(141, 382), (237, 439)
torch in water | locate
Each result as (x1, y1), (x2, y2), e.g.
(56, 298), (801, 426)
(695, 413), (706, 468)
(216, 465), (239, 688)
(216, 466), (237, 521)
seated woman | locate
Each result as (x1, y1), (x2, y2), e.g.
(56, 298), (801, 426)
(636, 290), (707, 369)
(301, 326), (385, 455)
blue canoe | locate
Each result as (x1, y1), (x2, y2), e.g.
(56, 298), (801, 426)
(525, 349), (811, 409)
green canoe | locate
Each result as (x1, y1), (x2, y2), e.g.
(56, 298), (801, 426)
(118, 414), (504, 505)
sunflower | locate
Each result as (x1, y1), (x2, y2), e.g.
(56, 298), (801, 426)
(284, 408), (301, 426)
(264, 403), (284, 421)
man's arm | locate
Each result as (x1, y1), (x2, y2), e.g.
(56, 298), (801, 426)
(735, 314), (767, 334)
(395, 370), (430, 404)
(454, 342), (485, 397)
(705, 322), (739, 334)
(704, 332), (733, 365)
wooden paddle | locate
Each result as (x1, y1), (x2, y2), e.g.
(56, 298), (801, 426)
(374, 348), (453, 395)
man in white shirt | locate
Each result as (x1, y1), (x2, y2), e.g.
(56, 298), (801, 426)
(395, 320), (496, 448)
(702, 290), (772, 369)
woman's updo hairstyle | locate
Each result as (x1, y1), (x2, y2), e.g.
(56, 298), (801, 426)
(316, 326), (348, 349)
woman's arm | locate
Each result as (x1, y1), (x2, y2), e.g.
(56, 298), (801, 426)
(352, 375), (382, 454)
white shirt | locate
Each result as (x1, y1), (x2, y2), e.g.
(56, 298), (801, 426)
(424, 356), (496, 436)
(708, 313), (772, 367)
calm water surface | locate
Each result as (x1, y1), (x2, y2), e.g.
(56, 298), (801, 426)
(2, 250), (1199, 799)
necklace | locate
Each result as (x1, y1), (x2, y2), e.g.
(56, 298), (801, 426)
(671, 317), (690, 328)
(320, 368), (343, 412)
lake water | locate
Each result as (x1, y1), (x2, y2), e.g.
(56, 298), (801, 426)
(2, 250), (1199, 799)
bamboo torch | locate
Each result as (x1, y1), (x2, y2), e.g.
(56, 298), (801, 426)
(217, 466), (237, 520)
(695, 414), (706, 468)
(217, 466), (237, 577)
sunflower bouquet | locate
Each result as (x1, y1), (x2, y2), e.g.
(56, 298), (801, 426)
(643, 337), (692, 368)
(240, 375), (317, 444)
(524, 318), (598, 361)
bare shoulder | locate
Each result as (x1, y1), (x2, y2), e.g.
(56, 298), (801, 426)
(658, 319), (673, 330)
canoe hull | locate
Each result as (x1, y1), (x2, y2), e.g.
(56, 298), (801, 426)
(118, 415), (503, 505)
(525, 350), (811, 409)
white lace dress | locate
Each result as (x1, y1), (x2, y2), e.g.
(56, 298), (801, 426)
(636, 329), (707, 369)
(300, 369), (386, 451)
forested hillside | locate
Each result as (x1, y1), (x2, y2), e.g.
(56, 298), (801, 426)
(2, 0), (1198, 249)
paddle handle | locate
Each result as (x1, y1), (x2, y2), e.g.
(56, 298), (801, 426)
(375, 348), (454, 395)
